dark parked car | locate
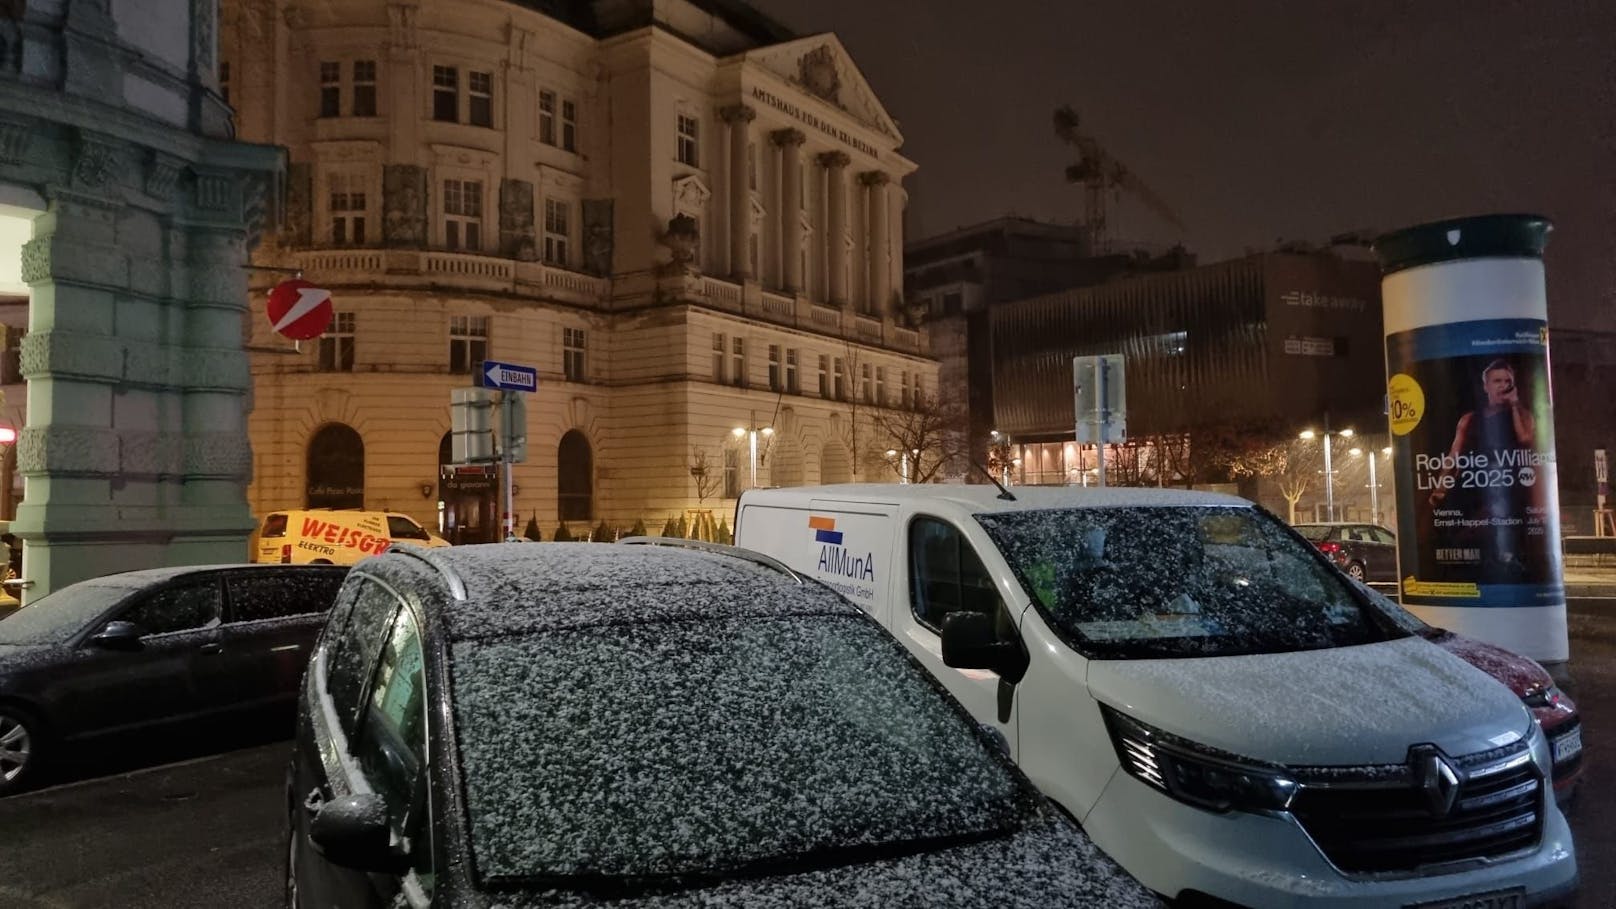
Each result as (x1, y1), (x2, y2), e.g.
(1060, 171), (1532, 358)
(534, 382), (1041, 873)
(1354, 581), (1585, 804)
(1294, 522), (1398, 582)
(286, 542), (1159, 908)
(0, 563), (348, 795)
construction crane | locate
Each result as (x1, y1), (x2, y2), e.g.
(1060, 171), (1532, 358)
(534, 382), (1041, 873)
(1053, 104), (1185, 255)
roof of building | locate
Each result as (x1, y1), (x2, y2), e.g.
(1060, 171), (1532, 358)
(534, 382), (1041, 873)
(508, 0), (796, 51)
(399, 542), (858, 643)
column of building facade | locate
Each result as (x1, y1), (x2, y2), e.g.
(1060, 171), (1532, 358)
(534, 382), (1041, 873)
(820, 151), (851, 307)
(773, 129), (806, 293)
(861, 171), (891, 314)
(721, 104), (756, 279)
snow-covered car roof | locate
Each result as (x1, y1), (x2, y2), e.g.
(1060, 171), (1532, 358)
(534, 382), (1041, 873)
(403, 542), (861, 642)
(750, 482), (1250, 514)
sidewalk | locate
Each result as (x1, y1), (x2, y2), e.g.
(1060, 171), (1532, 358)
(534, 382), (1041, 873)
(1564, 566), (1616, 598)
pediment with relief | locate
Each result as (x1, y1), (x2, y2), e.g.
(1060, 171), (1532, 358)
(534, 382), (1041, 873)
(672, 174), (711, 212)
(744, 34), (902, 145)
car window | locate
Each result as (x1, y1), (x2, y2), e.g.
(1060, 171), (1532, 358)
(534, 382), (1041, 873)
(261, 514), (289, 539)
(1292, 525), (1331, 542)
(324, 580), (403, 737)
(225, 570), (346, 623)
(1370, 527), (1395, 545)
(387, 516), (430, 541)
(0, 581), (139, 644)
(909, 517), (1010, 637)
(121, 582), (222, 636)
(977, 506), (1405, 660)
(354, 604), (435, 896)
(451, 613), (1034, 883)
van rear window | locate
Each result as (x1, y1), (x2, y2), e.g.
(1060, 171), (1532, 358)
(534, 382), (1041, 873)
(261, 514), (289, 538)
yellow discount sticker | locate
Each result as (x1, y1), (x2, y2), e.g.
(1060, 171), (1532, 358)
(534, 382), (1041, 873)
(1387, 373), (1425, 436)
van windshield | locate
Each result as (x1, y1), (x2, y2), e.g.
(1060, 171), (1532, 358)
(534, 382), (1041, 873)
(975, 506), (1405, 660)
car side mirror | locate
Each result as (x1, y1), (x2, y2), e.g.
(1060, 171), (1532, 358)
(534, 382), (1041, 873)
(942, 612), (1028, 684)
(309, 793), (409, 874)
(90, 621), (146, 652)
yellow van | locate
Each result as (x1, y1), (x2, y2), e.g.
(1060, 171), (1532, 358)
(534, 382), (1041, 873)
(254, 509), (450, 565)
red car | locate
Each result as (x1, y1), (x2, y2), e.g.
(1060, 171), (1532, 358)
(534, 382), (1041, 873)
(1353, 582), (1584, 804)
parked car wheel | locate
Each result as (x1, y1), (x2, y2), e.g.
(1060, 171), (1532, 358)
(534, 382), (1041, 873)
(0, 704), (41, 795)
(1346, 561), (1367, 581)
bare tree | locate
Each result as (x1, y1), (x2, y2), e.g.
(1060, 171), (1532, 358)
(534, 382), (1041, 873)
(687, 447), (721, 507)
(1228, 435), (1319, 523)
(871, 391), (969, 484)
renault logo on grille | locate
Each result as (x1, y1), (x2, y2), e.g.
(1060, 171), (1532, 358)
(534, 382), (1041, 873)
(1411, 745), (1462, 817)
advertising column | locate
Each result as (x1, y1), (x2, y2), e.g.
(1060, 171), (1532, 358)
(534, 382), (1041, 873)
(1374, 214), (1566, 665)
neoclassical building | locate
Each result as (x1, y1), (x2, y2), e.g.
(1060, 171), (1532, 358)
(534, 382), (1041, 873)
(223, 0), (932, 541)
(0, 1), (279, 600)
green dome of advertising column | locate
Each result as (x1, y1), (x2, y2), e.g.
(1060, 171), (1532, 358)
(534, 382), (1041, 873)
(1373, 214), (1567, 667)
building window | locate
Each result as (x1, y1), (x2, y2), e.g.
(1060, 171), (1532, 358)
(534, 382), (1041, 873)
(818, 354), (830, 397)
(443, 179), (482, 251)
(876, 367), (888, 406)
(468, 71), (492, 127)
(785, 348), (799, 394)
(768, 345), (782, 392)
(543, 198), (570, 266)
(677, 113), (699, 166)
(352, 60), (377, 116)
(558, 430), (593, 523)
(723, 448), (739, 499)
(561, 99), (577, 152)
(538, 90), (556, 144)
(449, 315), (488, 374)
(861, 362), (873, 403)
(563, 327), (586, 382)
(319, 311), (356, 372)
(219, 61), (231, 105)
(833, 357), (846, 401)
(330, 174), (367, 246)
(901, 371), (912, 408)
(913, 375), (924, 408)
(432, 66), (458, 122)
(730, 337), (746, 388)
(712, 333), (726, 384)
(319, 61), (340, 117)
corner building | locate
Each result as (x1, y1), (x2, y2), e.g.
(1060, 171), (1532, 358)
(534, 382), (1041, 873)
(223, 0), (929, 540)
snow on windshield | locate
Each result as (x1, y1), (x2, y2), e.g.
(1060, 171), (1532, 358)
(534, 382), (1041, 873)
(976, 507), (1400, 659)
(432, 543), (859, 642)
(451, 613), (1032, 883)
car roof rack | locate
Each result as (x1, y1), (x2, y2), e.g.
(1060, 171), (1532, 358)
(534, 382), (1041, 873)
(616, 536), (803, 584)
(384, 545), (468, 601)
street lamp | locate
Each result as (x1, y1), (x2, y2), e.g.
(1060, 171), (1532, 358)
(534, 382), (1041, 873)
(1300, 424), (1353, 522)
(732, 418), (774, 490)
(1349, 444), (1385, 526)
(885, 448), (919, 484)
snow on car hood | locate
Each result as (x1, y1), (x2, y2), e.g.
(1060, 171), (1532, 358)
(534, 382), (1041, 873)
(1087, 636), (1532, 766)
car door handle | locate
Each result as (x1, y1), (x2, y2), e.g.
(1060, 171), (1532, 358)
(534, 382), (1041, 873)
(198, 642), (223, 655)
(303, 788), (325, 818)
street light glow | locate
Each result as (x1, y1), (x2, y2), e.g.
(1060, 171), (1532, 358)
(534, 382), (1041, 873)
(1300, 429), (1317, 440)
(1382, 446), (1392, 455)
(1349, 447), (1363, 456)
(731, 427), (746, 438)
(1339, 428), (1354, 438)
(761, 427), (774, 437)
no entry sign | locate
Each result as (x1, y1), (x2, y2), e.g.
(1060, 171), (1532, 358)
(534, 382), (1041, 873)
(266, 278), (334, 340)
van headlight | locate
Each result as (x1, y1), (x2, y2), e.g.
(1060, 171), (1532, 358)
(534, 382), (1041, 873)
(1101, 705), (1298, 814)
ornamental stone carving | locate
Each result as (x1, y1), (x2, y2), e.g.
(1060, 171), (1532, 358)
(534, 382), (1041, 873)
(817, 150), (850, 170)
(798, 45), (841, 104)
(0, 118), (32, 163)
(184, 432), (252, 478)
(18, 426), (122, 475)
(499, 178), (536, 260)
(72, 132), (120, 191)
(21, 331), (125, 383)
(192, 172), (234, 212)
(383, 164), (428, 248)
(858, 171), (891, 187)
(18, 238), (49, 284)
(145, 151), (186, 201)
(718, 104), (756, 125)
(771, 128), (806, 148)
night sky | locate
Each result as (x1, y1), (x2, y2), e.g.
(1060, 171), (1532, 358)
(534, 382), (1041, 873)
(754, 0), (1614, 330)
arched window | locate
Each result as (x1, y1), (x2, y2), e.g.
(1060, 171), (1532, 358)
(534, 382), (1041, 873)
(307, 423), (364, 509)
(558, 430), (593, 522)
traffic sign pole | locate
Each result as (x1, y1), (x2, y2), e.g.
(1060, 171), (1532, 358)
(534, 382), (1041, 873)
(503, 392), (516, 541)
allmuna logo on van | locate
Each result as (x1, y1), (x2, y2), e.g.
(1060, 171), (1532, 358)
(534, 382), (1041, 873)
(809, 515), (876, 584)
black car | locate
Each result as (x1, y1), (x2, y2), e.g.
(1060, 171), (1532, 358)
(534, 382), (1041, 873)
(1293, 522), (1398, 582)
(286, 541), (1158, 908)
(0, 563), (348, 795)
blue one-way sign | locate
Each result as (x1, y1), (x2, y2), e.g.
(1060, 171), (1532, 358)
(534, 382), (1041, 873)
(478, 359), (538, 393)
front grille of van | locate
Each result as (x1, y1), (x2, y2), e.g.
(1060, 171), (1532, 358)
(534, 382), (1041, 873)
(1288, 741), (1542, 874)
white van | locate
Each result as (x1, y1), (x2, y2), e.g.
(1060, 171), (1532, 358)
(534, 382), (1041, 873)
(735, 484), (1577, 908)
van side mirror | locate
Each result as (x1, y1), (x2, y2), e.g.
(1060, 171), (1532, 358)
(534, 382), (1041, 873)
(942, 612), (1028, 684)
(309, 793), (409, 874)
(90, 621), (145, 651)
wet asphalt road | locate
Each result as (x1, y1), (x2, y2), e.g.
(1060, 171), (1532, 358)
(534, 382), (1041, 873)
(2, 604), (1614, 908)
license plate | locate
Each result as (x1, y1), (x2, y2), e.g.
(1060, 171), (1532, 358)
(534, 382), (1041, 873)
(1409, 889), (1523, 909)
(1552, 726), (1583, 764)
